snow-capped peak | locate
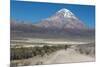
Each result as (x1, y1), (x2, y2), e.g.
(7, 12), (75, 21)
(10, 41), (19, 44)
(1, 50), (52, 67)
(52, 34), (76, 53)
(36, 8), (86, 29)
(57, 8), (77, 19)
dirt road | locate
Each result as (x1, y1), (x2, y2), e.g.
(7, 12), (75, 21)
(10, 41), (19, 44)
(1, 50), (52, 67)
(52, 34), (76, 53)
(43, 48), (95, 64)
(11, 48), (95, 66)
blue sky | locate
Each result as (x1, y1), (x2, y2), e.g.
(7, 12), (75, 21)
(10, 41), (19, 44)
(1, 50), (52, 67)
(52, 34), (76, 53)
(11, 0), (95, 28)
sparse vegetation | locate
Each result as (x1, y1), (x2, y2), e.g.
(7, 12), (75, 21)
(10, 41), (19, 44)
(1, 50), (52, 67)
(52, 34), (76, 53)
(11, 45), (70, 60)
(75, 43), (95, 57)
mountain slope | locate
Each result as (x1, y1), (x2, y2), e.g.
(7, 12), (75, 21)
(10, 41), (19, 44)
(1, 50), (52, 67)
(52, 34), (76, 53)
(11, 8), (95, 40)
(36, 8), (86, 30)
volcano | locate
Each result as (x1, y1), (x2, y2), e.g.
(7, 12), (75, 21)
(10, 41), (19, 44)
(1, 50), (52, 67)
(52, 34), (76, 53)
(36, 8), (86, 30)
(11, 8), (95, 39)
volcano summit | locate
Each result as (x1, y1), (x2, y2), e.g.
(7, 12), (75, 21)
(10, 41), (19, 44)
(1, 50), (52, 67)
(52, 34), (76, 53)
(36, 8), (86, 30)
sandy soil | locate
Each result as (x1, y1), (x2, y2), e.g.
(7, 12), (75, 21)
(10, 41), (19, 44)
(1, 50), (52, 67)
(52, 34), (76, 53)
(11, 47), (95, 66)
(43, 48), (95, 64)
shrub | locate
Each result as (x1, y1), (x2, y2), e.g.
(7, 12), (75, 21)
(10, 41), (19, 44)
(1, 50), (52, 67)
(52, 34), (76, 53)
(11, 44), (71, 60)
